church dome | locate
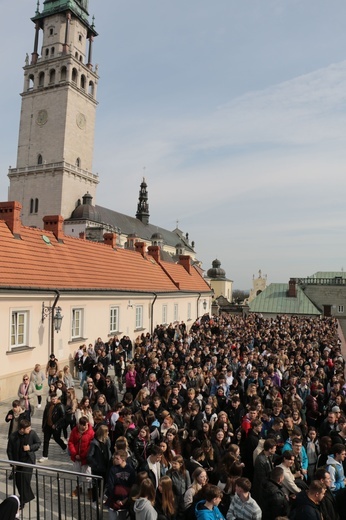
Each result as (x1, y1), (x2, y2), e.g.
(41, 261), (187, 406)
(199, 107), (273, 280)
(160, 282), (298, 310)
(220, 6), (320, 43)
(70, 192), (101, 222)
(207, 258), (226, 279)
(151, 232), (163, 241)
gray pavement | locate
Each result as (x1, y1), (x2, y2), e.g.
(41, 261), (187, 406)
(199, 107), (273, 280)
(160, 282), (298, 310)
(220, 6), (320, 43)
(0, 367), (117, 518)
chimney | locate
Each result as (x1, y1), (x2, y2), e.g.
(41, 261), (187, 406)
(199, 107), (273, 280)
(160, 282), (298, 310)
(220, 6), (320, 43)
(79, 231), (86, 240)
(0, 201), (22, 237)
(288, 278), (297, 297)
(103, 232), (117, 248)
(43, 215), (64, 242)
(135, 241), (146, 257)
(179, 255), (191, 274)
(148, 245), (160, 263)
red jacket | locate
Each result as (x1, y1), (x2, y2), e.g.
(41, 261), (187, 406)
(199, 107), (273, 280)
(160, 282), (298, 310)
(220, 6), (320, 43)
(68, 423), (94, 465)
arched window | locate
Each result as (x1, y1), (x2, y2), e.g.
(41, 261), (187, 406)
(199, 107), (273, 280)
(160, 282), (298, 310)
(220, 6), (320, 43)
(81, 75), (86, 90)
(79, 55), (83, 63)
(38, 71), (45, 87)
(28, 74), (34, 90)
(76, 157), (81, 167)
(49, 69), (56, 84)
(60, 66), (67, 81)
(51, 47), (55, 56)
(45, 48), (49, 57)
(75, 52), (78, 59)
(88, 81), (94, 96)
(72, 68), (78, 83)
(30, 199), (34, 214)
(37, 154), (43, 165)
(49, 28), (54, 36)
(35, 198), (39, 213)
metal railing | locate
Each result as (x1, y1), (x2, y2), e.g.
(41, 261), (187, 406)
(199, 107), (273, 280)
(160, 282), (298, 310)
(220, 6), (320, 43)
(0, 459), (104, 520)
(298, 277), (346, 286)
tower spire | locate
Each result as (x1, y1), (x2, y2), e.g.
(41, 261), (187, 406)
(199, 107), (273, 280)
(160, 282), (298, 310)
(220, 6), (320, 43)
(136, 177), (150, 225)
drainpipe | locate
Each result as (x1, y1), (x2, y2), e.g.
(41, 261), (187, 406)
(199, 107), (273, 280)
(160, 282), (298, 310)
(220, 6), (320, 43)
(151, 293), (158, 335)
(197, 293), (201, 320)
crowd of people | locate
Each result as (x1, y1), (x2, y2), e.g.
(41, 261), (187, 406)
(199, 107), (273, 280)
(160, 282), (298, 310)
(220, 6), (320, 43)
(4, 313), (346, 520)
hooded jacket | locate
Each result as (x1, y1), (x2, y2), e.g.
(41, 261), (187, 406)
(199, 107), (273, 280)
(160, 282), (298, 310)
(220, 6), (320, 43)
(133, 497), (158, 520)
(195, 500), (225, 520)
(68, 423), (94, 465)
(293, 490), (322, 520)
(326, 454), (345, 491)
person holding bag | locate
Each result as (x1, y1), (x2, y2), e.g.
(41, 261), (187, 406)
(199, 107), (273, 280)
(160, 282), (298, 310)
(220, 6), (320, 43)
(18, 374), (36, 418)
(30, 364), (45, 409)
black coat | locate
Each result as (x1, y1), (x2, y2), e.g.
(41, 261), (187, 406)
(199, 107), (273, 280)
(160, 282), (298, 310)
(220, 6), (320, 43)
(7, 429), (41, 464)
(42, 402), (65, 430)
(292, 490), (323, 520)
(262, 479), (289, 520)
(87, 438), (111, 476)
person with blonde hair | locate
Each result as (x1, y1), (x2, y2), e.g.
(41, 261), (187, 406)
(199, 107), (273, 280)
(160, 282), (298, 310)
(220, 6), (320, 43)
(134, 477), (157, 520)
(156, 475), (177, 520)
(63, 365), (74, 388)
(167, 455), (191, 517)
(184, 467), (208, 510)
(87, 425), (111, 509)
(30, 364), (45, 408)
(18, 374), (36, 418)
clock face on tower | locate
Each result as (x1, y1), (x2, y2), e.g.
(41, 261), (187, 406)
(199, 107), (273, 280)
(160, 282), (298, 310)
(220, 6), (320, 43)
(36, 109), (48, 126)
(76, 112), (86, 129)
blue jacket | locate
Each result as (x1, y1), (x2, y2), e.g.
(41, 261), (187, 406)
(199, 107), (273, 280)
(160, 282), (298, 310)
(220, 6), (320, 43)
(195, 500), (225, 520)
(282, 439), (308, 475)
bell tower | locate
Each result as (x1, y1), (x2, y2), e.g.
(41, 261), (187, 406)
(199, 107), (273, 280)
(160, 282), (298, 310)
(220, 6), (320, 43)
(8, 0), (99, 228)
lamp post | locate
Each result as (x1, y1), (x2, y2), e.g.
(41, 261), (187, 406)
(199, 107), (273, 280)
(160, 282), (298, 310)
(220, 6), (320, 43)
(42, 304), (63, 332)
(41, 291), (63, 355)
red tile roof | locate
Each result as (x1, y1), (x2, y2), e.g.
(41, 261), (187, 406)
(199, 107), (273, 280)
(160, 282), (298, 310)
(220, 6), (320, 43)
(0, 221), (181, 292)
(160, 260), (211, 292)
(0, 221), (177, 292)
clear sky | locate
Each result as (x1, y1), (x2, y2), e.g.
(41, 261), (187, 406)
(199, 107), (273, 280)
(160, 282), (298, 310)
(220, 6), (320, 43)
(1, 0), (346, 289)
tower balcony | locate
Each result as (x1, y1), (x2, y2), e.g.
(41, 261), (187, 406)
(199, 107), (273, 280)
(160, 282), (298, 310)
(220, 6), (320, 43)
(8, 161), (99, 184)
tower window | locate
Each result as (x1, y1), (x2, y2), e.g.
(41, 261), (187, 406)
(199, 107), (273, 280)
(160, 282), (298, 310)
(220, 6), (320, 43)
(75, 52), (79, 59)
(51, 47), (55, 56)
(49, 28), (54, 36)
(49, 69), (56, 84)
(88, 81), (94, 96)
(81, 75), (86, 90)
(79, 34), (82, 42)
(76, 158), (81, 167)
(45, 48), (49, 57)
(29, 198), (39, 214)
(60, 66), (67, 81)
(38, 72), (45, 87)
(79, 55), (83, 63)
(28, 74), (34, 91)
(72, 68), (78, 83)
(37, 154), (43, 165)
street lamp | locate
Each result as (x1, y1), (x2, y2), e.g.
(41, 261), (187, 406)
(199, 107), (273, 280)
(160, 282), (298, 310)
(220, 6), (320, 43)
(42, 303), (63, 332)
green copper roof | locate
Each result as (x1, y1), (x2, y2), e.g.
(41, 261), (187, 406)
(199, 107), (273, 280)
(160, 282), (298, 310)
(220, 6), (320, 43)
(249, 283), (321, 315)
(33, 1), (96, 35)
(308, 271), (346, 279)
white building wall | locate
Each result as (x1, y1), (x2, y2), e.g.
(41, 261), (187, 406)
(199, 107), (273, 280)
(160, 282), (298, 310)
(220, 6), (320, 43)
(0, 291), (210, 400)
